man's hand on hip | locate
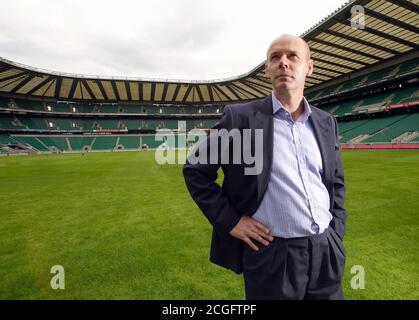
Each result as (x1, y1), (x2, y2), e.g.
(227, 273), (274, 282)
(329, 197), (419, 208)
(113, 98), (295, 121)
(229, 216), (274, 251)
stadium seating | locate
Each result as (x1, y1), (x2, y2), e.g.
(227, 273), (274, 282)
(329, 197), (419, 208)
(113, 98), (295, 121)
(37, 136), (69, 151)
(99, 120), (120, 130)
(307, 58), (419, 101)
(14, 99), (44, 111)
(91, 136), (118, 150)
(0, 77), (417, 152)
(119, 104), (142, 113)
(0, 115), (26, 130)
(48, 118), (79, 131)
(363, 113), (419, 143)
(341, 115), (408, 143)
(80, 120), (97, 130)
(68, 137), (94, 150)
(18, 117), (49, 130)
(141, 135), (162, 148)
(391, 86), (419, 104)
(397, 59), (419, 76)
(319, 82), (419, 117)
(12, 136), (49, 151)
(140, 120), (163, 130)
(118, 136), (141, 149)
(122, 120), (140, 130)
(99, 105), (119, 113)
(51, 104), (72, 113)
(0, 134), (18, 145)
(0, 97), (11, 108)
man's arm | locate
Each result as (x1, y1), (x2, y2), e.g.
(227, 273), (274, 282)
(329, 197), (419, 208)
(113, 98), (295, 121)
(183, 106), (242, 236)
(329, 116), (347, 241)
(183, 106), (273, 250)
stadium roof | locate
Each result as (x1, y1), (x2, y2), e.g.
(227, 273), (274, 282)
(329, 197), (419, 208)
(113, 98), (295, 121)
(0, 0), (418, 105)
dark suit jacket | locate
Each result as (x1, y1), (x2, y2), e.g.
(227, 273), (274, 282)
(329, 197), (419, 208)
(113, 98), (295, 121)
(183, 94), (346, 274)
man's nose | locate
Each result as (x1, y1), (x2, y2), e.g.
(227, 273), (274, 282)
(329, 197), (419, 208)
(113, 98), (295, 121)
(278, 56), (289, 68)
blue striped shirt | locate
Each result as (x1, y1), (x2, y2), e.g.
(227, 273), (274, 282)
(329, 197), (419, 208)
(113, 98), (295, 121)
(252, 93), (332, 238)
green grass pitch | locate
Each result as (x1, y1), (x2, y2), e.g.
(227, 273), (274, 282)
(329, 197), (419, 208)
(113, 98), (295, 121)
(0, 150), (418, 299)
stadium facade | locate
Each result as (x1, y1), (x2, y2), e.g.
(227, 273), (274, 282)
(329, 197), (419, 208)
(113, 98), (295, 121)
(0, 0), (418, 154)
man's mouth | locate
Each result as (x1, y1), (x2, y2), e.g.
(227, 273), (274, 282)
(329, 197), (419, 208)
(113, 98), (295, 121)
(276, 74), (293, 79)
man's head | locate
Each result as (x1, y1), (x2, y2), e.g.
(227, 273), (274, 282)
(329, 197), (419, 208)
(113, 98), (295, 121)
(265, 34), (313, 95)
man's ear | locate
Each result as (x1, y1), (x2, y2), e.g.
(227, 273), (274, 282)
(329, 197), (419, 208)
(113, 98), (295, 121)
(307, 59), (314, 76)
(264, 63), (269, 78)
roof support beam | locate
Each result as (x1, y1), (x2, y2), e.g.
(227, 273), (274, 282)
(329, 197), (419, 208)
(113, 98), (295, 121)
(125, 82), (132, 101)
(96, 80), (109, 100)
(321, 29), (399, 55)
(0, 71), (28, 82)
(150, 82), (156, 102)
(310, 48), (368, 66)
(212, 85), (230, 101)
(111, 81), (120, 101)
(10, 74), (35, 94)
(138, 82), (143, 101)
(224, 84), (242, 100)
(340, 19), (417, 49)
(81, 79), (97, 100)
(161, 83), (169, 102)
(54, 77), (62, 99)
(386, 0), (419, 13)
(27, 76), (53, 96)
(195, 85), (204, 102)
(313, 56), (356, 71)
(172, 84), (181, 102)
(182, 84), (193, 103)
(0, 65), (13, 73)
(308, 37), (383, 61)
(239, 79), (270, 96)
(67, 79), (79, 99)
(364, 8), (419, 35)
(314, 65), (345, 76)
(207, 85), (214, 102)
(230, 82), (260, 99)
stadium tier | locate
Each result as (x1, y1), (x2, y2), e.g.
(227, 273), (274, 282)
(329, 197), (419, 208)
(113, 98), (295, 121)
(318, 84), (419, 117)
(0, 82), (418, 153)
(68, 136), (94, 151)
(1, 2), (418, 154)
(0, 134), (178, 152)
(306, 58), (419, 102)
(118, 136), (141, 149)
(2, 99), (223, 115)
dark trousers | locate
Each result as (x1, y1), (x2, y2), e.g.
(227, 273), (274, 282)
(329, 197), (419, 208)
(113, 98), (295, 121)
(242, 226), (346, 300)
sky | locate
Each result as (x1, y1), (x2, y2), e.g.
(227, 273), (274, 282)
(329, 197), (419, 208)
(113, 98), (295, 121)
(0, 0), (349, 80)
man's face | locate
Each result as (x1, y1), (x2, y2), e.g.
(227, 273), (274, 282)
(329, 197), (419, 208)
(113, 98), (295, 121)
(265, 36), (313, 93)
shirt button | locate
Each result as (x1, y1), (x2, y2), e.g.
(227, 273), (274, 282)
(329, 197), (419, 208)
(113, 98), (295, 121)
(311, 222), (319, 234)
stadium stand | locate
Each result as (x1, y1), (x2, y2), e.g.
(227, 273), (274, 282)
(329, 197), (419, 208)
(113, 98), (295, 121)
(91, 136), (118, 150)
(0, 0), (418, 153)
(37, 136), (69, 151)
(118, 136), (141, 149)
(68, 136), (94, 151)
(12, 136), (49, 152)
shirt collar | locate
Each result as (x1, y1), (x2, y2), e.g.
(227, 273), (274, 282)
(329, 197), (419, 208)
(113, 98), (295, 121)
(272, 91), (312, 123)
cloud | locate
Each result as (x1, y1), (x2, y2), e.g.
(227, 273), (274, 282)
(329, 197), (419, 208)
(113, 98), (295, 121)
(0, 0), (348, 80)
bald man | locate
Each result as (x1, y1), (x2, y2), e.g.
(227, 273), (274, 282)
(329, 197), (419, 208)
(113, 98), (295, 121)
(183, 34), (347, 300)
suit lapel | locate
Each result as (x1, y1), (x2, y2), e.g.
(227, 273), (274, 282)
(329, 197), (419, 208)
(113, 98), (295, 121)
(309, 107), (334, 189)
(249, 95), (274, 205)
